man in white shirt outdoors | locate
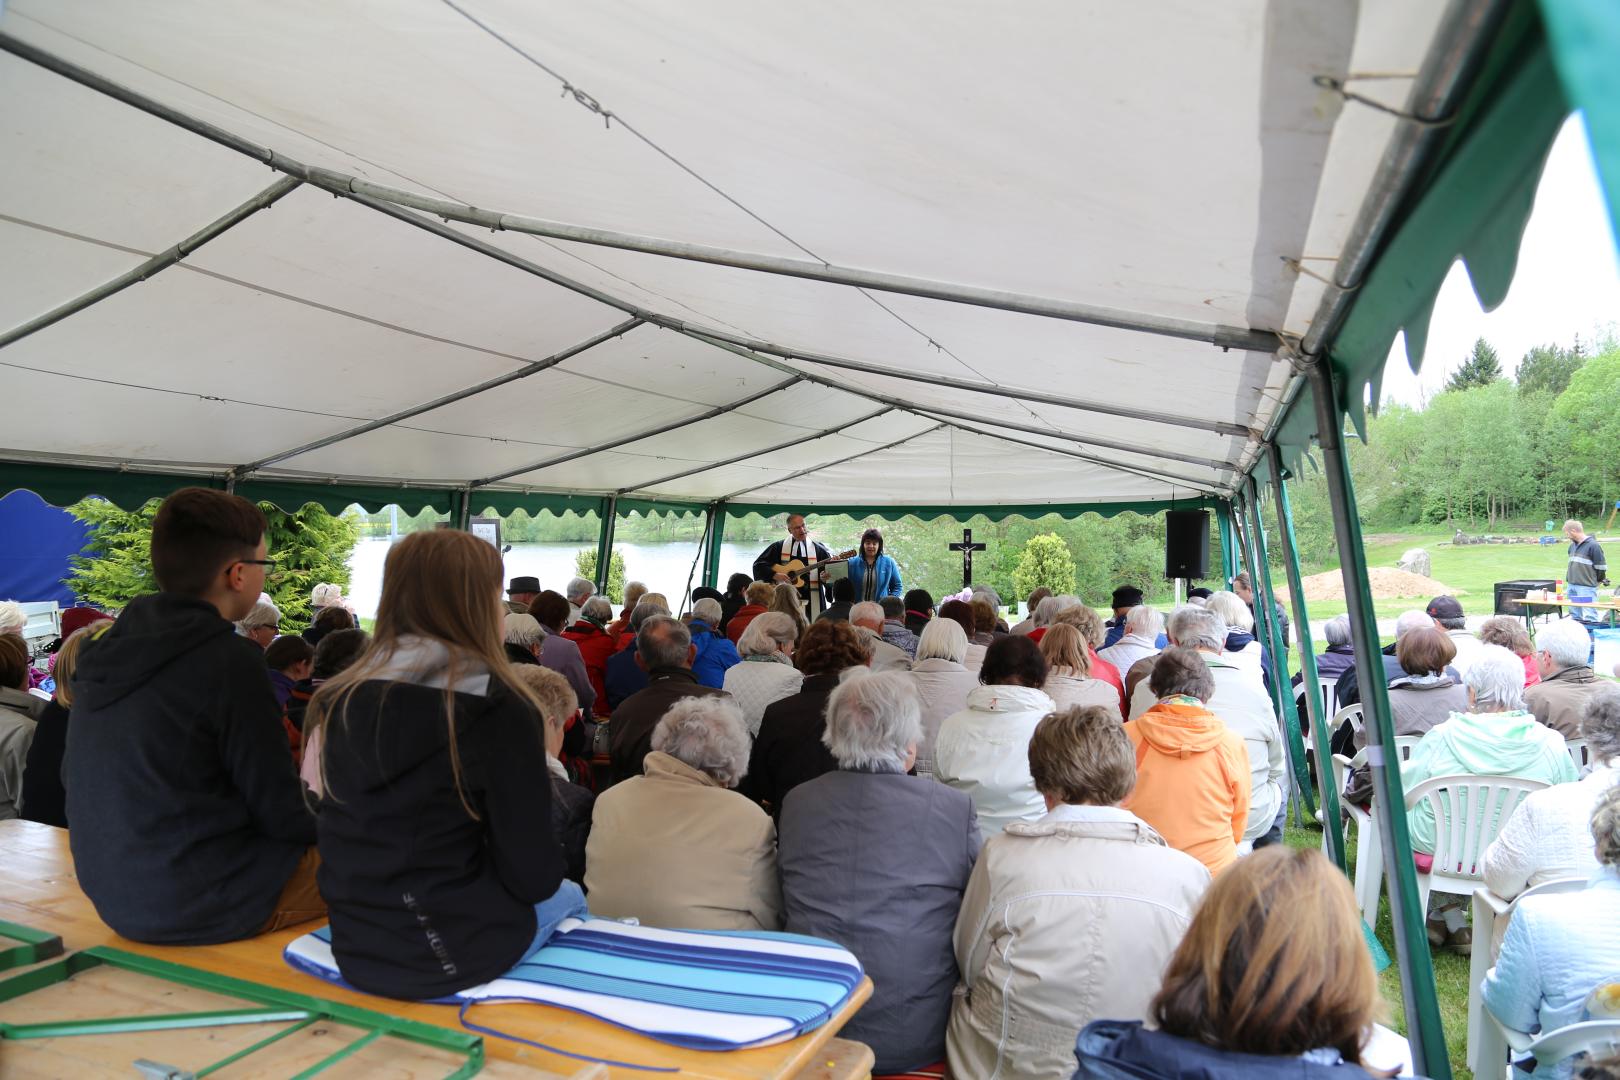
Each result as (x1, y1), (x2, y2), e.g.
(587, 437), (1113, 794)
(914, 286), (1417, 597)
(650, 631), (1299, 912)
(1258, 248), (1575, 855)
(1426, 595), (1484, 680)
(1128, 605), (1285, 849)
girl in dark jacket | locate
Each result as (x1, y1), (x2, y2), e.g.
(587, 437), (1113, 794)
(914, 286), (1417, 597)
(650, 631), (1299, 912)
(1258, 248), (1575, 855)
(1074, 847), (1409, 1080)
(305, 529), (580, 1001)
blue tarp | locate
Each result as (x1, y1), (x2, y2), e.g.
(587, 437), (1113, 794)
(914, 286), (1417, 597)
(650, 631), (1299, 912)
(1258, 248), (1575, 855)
(0, 490), (88, 606)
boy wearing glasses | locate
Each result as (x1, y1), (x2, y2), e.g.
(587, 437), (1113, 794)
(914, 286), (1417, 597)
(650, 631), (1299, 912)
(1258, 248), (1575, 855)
(66, 487), (321, 943)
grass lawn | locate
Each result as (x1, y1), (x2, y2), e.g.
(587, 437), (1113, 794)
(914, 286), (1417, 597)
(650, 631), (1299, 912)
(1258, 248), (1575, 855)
(1293, 524), (1575, 625)
(1283, 820), (1475, 1080)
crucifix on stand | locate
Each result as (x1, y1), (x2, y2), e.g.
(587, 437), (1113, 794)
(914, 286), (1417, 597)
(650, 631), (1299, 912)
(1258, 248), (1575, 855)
(949, 528), (987, 588)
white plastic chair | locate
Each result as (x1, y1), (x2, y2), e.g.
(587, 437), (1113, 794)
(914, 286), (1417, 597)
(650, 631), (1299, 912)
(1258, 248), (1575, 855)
(1326, 733), (1422, 925)
(1318, 675), (1340, 718)
(1477, 1016), (1620, 1080)
(1402, 773), (1550, 913)
(1467, 877), (1587, 1072)
(1567, 738), (1592, 777)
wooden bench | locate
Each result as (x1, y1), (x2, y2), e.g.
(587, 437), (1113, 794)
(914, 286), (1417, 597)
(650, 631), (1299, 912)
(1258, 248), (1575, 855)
(0, 819), (873, 1078)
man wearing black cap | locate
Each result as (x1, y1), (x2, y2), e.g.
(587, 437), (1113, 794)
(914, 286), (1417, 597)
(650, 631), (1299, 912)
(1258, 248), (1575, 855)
(1426, 594), (1484, 679)
(506, 576), (541, 615)
(1102, 586), (1144, 649)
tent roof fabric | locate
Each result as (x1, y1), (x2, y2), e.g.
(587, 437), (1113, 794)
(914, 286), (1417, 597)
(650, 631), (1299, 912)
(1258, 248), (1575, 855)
(1, 1), (1460, 512)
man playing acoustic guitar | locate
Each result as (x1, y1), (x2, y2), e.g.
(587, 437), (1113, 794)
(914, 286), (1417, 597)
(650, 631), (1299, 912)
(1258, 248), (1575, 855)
(752, 513), (843, 617)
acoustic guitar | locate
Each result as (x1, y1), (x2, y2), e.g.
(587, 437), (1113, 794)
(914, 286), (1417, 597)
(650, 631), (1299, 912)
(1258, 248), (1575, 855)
(771, 549), (858, 589)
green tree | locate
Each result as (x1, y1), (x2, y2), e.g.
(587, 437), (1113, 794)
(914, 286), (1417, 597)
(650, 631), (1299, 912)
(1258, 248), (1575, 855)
(1445, 337), (1503, 391)
(66, 498), (358, 625)
(1515, 340), (1585, 397)
(1551, 343), (1620, 515)
(574, 547), (627, 603)
(1012, 533), (1076, 600)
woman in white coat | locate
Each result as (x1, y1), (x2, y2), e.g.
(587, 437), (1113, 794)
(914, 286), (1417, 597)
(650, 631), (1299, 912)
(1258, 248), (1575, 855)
(721, 613), (804, 738)
(935, 635), (1056, 837)
(906, 618), (984, 776)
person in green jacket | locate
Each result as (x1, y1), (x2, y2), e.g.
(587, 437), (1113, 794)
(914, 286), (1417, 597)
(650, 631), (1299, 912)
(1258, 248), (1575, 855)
(1402, 643), (1579, 954)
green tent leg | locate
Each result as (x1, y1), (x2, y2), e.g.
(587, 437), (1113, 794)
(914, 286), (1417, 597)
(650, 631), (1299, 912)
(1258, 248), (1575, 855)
(1237, 484), (1316, 822)
(1216, 499), (1240, 585)
(1308, 361), (1450, 1080)
(594, 495), (618, 597)
(702, 501), (728, 589)
(1268, 446), (1348, 872)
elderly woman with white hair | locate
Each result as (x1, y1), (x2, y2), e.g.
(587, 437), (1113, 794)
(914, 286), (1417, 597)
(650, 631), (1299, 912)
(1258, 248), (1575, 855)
(906, 616), (983, 776)
(722, 612), (804, 737)
(1484, 683), (1620, 900)
(504, 602), (597, 721)
(1097, 605), (1165, 675)
(778, 671), (980, 1075)
(1403, 643), (1578, 952)
(1203, 590), (1270, 689)
(1315, 614), (1357, 681)
(586, 696), (782, 930)
(687, 595), (742, 689)
(235, 596), (282, 650)
(1483, 783), (1620, 1080)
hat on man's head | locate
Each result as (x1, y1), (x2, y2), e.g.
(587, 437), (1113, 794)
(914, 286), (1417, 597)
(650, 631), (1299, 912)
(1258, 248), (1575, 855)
(1111, 586), (1145, 610)
(1187, 587), (1213, 601)
(508, 576), (541, 595)
(1426, 595), (1464, 620)
(691, 587), (724, 603)
(61, 607), (113, 638)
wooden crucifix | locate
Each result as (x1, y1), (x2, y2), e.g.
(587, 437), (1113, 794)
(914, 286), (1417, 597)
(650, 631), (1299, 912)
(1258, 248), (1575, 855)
(949, 528), (987, 587)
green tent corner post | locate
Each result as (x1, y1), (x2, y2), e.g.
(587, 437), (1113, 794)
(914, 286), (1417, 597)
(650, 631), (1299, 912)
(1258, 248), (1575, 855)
(1268, 446), (1348, 872)
(1238, 483), (1316, 823)
(0, 945), (484, 1080)
(594, 495), (619, 596)
(1307, 361), (1450, 1080)
(702, 502), (728, 590)
(1215, 499), (1240, 585)
(0, 920), (64, 972)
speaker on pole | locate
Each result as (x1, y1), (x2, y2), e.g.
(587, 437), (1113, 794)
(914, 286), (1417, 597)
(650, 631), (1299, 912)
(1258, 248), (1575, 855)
(1165, 509), (1210, 580)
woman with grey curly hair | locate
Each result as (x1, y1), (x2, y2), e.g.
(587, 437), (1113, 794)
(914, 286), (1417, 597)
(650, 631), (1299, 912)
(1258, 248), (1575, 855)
(1484, 683), (1620, 899)
(584, 695), (782, 931)
(1483, 783), (1620, 1079)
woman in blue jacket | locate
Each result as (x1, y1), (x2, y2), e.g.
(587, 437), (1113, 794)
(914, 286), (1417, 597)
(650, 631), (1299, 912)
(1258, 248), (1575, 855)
(846, 528), (902, 602)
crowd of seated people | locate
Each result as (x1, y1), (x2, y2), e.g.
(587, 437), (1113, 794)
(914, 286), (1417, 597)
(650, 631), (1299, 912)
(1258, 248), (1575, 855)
(20, 492), (1620, 1080)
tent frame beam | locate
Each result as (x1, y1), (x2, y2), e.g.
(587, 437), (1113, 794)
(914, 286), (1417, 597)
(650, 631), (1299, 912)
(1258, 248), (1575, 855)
(619, 406), (895, 495)
(0, 175), (303, 351)
(236, 317), (643, 476)
(470, 375), (802, 487)
(666, 328), (1254, 439)
(717, 423), (947, 502)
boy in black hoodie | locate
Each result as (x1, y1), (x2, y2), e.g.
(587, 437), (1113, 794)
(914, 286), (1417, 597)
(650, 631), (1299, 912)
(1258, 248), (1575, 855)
(66, 487), (321, 944)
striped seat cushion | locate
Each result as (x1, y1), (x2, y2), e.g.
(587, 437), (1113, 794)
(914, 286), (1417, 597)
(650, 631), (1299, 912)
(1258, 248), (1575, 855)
(285, 917), (863, 1050)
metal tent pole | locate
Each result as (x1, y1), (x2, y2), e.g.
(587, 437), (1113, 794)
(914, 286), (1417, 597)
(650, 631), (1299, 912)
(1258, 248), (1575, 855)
(0, 176), (302, 350)
(703, 503), (728, 590)
(1238, 484), (1316, 821)
(239, 318), (642, 475)
(1267, 446), (1348, 871)
(594, 496), (619, 597)
(455, 489), (472, 531)
(1216, 500), (1240, 585)
(1307, 362), (1450, 1080)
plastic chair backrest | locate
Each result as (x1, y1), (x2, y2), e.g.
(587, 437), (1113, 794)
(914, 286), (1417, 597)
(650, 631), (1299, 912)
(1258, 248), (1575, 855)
(1393, 734), (1421, 761)
(1509, 876), (1589, 917)
(1334, 702), (1364, 735)
(1318, 676), (1339, 717)
(1405, 773), (1549, 879)
(1525, 1020), (1620, 1071)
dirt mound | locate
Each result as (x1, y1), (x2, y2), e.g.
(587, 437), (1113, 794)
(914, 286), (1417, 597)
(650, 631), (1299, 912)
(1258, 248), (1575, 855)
(1274, 567), (1457, 603)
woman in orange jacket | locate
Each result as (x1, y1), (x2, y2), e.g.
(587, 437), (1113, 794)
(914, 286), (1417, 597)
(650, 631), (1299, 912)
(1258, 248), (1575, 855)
(1123, 646), (1252, 874)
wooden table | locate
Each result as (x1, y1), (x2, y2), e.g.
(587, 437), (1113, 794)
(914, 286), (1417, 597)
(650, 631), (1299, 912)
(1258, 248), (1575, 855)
(0, 820), (872, 1079)
(1508, 596), (1620, 634)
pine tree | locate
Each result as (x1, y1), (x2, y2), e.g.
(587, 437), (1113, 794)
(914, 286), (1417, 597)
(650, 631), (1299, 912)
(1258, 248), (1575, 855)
(574, 548), (627, 603)
(66, 497), (358, 624)
(1514, 339), (1585, 397)
(1444, 337), (1503, 391)
(1012, 533), (1076, 601)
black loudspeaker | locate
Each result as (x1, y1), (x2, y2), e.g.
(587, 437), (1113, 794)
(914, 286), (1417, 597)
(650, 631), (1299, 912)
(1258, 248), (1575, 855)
(1165, 510), (1210, 580)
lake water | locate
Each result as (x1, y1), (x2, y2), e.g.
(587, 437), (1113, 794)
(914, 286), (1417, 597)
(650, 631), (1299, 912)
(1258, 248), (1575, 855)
(345, 538), (763, 618)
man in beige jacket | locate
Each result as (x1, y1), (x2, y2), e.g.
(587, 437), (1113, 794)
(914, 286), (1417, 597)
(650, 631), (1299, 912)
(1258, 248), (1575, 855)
(1525, 619), (1606, 740)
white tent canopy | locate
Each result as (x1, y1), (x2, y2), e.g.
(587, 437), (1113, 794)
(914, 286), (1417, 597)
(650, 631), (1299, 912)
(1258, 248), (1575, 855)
(0, 0), (1450, 512)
